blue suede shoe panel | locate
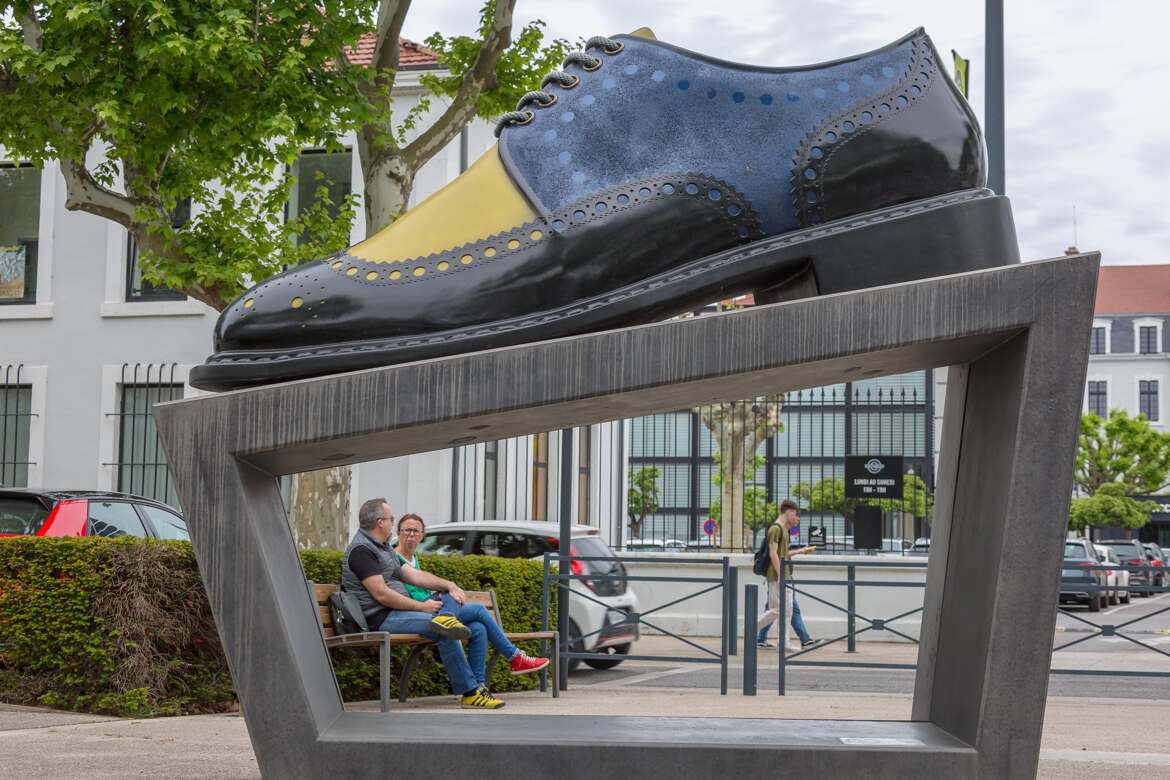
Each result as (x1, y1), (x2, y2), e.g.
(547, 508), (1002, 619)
(501, 34), (916, 235)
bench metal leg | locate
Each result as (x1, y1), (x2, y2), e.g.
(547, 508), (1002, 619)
(398, 645), (428, 704)
(379, 637), (391, 713)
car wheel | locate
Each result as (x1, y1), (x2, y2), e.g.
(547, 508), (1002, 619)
(1088, 594), (1100, 612)
(564, 622), (582, 674)
(1109, 591), (1119, 606)
(1122, 590), (1131, 604)
(584, 643), (631, 671)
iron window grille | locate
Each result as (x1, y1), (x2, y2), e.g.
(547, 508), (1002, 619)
(626, 372), (934, 552)
(1139, 326), (1160, 355)
(577, 428), (591, 524)
(107, 363), (183, 506)
(0, 162), (41, 305)
(1089, 327), (1106, 355)
(0, 364), (36, 487)
(125, 199), (190, 301)
(1087, 381), (1108, 417)
(1140, 380), (1160, 422)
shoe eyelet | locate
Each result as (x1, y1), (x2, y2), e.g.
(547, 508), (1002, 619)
(513, 110), (536, 127)
(581, 57), (602, 72)
(562, 74), (581, 89)
(604, 41), (624, 55)
(538, 93), (558, 108)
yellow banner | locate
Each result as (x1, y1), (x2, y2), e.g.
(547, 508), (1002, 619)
(952, 50), (970, 98)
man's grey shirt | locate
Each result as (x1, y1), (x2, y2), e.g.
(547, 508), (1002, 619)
(342, 529), (410, 628)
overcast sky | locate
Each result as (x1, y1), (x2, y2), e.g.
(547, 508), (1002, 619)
(403, 1), (1170, 267)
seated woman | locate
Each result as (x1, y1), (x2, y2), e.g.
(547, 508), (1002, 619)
(393, 513), (549, 696)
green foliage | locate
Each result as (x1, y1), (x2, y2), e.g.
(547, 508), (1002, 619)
(0, 538), (555, 716)
(708, 453), (778, 532)
(1069, 482), (1159, 533)
(626, 466), (660, 535)
(0, 0), (367, 307)
(422, 4), (572, 120)
(793, 474), (932, 519)
(1075, 411), (1170, 496)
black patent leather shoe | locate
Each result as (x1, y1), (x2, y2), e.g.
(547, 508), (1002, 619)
(191, 27), (1018, 392)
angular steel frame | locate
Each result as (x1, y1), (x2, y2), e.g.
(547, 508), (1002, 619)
(155, 253), (1098, 779)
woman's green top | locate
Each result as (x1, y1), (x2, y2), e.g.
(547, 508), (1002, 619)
(395, 551), (433, 601)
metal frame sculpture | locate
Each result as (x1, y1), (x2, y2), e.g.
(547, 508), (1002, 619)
(156, 253), (1098, 779)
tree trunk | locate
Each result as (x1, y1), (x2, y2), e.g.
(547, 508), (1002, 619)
(700, 399), (784, 552)
(360, 148), (416, 236)
(287, 467), (352, 549)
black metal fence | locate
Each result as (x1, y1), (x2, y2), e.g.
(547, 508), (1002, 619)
(0, 364), (35, 487)
(740, 558), (1170, 696)
(543, 552), (734, 694)
(104, 363), (182, 507)
(623, 373), (935, 552)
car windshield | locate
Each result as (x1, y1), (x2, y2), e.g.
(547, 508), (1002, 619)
(1100, 542), (1139, 557)
(0, 496), (49, 535)
(1064, 542), (1089, 559)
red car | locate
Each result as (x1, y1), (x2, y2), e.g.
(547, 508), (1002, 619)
(0, 489), (188, 540)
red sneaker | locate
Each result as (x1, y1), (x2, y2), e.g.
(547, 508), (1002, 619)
(509, 652), (550, 676)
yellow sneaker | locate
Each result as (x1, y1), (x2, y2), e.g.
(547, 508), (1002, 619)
(429, 614), (471, 640)
(461, 687), (505, 710)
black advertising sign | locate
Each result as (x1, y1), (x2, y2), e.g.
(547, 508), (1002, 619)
(845, 456), (904, 499)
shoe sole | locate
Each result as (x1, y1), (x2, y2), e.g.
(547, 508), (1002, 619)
(191, 189), (1017, 391)
(461, 702), (506, 710)
(510, 658), (550, 676)
(428, 622), (472, 641)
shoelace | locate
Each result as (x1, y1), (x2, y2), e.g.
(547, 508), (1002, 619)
(495, 36), (624, 136)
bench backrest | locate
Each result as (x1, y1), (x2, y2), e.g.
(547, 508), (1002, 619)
(309, 582), (501, 637)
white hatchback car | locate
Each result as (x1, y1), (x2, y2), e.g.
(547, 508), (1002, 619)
(415, 521), (640, 670)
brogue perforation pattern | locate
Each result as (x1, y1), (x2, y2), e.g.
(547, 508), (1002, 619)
(792, 40), (937, 227)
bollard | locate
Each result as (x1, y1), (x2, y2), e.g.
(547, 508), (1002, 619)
(847, 564), (857, 653)
(778, 565), (786, 696)
(743, 584), (758, 695)
(729, 566), (738, 657)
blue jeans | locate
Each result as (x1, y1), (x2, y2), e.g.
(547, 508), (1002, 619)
(757, 592), (812, 645)
(378, 594), (518, 693)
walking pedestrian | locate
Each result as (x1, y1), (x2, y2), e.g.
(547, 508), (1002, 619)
(754, 500), (815, 651)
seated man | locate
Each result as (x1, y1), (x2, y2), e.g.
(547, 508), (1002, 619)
(342, 498), (546, 709)
(392, 512), (548, 693)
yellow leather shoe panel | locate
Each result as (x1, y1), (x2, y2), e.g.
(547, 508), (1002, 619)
(349, 145), (538, 264)
(628, 27), (656, 40)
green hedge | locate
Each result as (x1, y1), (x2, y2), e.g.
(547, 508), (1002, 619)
(0, 537), (555, 717)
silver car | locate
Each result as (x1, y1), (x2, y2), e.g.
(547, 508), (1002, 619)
(415, 521), (640, 671)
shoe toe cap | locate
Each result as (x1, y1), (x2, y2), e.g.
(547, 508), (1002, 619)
(214, 260), (349, 352)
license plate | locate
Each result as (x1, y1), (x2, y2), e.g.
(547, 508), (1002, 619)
(1061, 569), (1079, 577)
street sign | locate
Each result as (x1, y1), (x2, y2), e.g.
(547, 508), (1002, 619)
(703, 518), (717, 536)
(845, 455), (903, 499)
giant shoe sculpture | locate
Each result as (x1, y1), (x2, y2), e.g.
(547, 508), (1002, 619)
(191, 27), (1017, 391)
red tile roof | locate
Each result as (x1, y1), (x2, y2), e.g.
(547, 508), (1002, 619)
(1095, 265), (1170, 314)
(345, 35), (439, 68)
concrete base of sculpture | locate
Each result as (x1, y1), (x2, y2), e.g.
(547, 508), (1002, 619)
(155, 253), (1098, 779)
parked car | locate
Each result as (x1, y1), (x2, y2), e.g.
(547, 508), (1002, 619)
(1143, 543), (1166, 588)
(415, 521), (640, 671)
(0, 489), (187, 540)
(906, 538), (931, 557)
(1095, 547), (1123, 608)
(1060, 539), (1108, 611)
(1098, 539), (1153, 597)
(624, 537), (688, 552)
(1094, 544), (1130, 605)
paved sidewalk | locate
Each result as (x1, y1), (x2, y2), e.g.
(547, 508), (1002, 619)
(3, 686), (1169, 779)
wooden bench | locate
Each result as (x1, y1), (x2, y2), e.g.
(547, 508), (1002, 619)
(309, 583), (559, 711)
